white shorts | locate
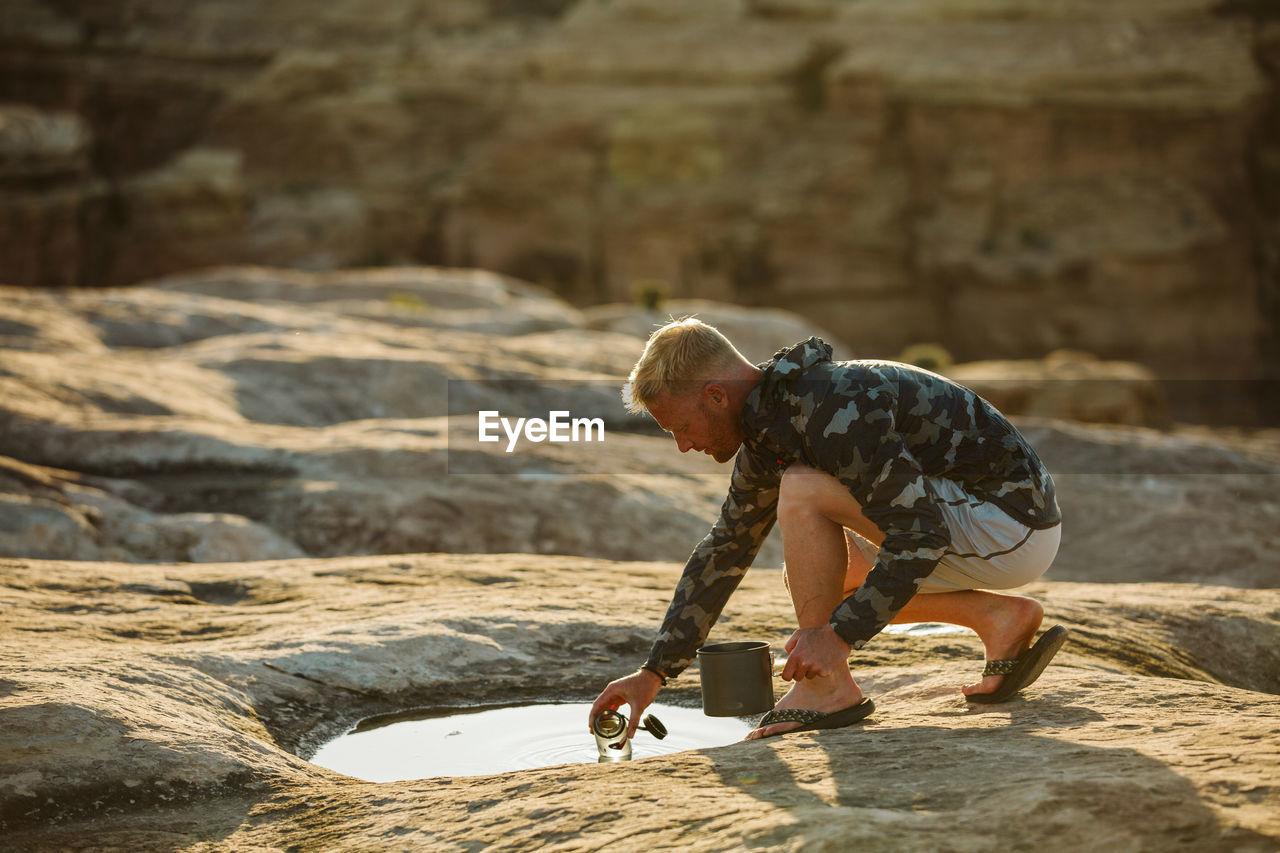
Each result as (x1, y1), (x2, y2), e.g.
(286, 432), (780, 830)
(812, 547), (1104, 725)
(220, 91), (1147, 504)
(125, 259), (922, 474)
(849, 477), (1061, 594)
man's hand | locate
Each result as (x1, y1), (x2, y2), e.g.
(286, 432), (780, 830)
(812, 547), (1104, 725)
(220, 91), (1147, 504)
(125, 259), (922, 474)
(779, 626), (852, 682)
(588, 668), (663, 740)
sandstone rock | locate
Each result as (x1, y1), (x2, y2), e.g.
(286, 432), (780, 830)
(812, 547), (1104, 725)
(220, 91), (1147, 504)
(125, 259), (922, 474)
(0, 455), (305, 563)
(1021, 418), (1280, 590)
(583, 298), (854, 362)
(0, 103), (91, 182)
(2, 268), (1278, 581)
(0, 1), (1273, 392)
(1, 555), (1277, 850)
(98, 149), (249, 286)
(0, 104), (105, 288)
(1, 264), (1278, 849)
(947, 349), (1171, 427)
(0, 286), (109, 353)
(0, 268), (775, 565)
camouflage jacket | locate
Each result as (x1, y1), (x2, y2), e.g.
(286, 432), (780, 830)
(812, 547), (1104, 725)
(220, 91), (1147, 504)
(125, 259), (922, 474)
(644, 338), (1060, 679)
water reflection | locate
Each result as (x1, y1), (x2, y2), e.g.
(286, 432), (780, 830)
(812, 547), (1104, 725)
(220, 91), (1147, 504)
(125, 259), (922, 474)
(310, 702), (755, 782)
(882, 622), (975, 637)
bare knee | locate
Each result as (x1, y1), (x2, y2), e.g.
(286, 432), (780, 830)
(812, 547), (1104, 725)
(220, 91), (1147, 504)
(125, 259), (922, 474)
(777, 464), (835, 521)
(778, 464), (880, 545)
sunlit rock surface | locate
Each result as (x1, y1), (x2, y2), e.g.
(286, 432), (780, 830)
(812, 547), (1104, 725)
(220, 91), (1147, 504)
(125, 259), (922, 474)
(2, 265), (1279, 849)
(2, 266), (1278, 586)
(1, 555), (1278, 850)
(0, 267), (773, 565)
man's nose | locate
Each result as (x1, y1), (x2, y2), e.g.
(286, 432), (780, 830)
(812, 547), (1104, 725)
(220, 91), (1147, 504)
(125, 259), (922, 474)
(676, 436), (694, 453)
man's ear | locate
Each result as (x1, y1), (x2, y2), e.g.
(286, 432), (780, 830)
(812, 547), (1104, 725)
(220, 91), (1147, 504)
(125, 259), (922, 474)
(703, 381), (728, 408)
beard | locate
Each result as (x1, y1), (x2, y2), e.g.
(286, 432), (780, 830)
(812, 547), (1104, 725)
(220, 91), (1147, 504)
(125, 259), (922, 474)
(710, 440), (742, 464)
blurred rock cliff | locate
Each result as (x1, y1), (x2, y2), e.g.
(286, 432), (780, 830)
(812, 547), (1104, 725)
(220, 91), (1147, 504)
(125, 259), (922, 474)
(1, 0), (1277, 391)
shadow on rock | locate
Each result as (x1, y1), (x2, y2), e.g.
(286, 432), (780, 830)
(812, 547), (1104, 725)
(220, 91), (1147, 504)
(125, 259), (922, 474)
(716, 710), (1275, 850)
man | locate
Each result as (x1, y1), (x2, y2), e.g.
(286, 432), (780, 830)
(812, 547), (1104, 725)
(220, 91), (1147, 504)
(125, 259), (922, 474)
(589, 318), (1065, 740)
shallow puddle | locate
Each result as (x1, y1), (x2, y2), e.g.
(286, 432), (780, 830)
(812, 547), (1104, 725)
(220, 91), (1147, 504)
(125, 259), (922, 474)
(883, 621), (976, 637)
(310, 702), (756, 781)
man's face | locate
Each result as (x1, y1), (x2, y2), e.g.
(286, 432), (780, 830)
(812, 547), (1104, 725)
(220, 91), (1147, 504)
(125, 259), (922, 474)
(646, 385), (744, 463)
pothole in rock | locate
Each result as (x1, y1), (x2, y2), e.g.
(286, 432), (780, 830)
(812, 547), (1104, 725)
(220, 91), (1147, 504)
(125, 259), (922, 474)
(308, 701), (755, 782)
(186, 580), (251, 605)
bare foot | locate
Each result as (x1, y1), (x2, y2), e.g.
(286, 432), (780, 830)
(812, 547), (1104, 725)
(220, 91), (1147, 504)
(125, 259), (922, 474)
(744, 671), (863, 740)
(961, 594), (1044, 698)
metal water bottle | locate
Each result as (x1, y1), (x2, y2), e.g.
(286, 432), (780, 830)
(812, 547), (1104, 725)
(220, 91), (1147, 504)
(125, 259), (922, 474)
(592, 710), (632, 760)
(592, 710), (667, 762)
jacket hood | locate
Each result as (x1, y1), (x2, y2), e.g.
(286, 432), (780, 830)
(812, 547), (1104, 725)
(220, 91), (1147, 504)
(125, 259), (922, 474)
(741, 337), (834, 449)
(765, 337), (833, 377)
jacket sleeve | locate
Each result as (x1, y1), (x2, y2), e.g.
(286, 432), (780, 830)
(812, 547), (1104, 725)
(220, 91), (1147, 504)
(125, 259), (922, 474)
(805, 380), (952, 649)
(644, 447), (780, 678)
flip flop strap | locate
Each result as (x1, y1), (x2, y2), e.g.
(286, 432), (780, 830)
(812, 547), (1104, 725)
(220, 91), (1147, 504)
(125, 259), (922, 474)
(983, 658), (1019, 676)
(758, 708), (826, 727)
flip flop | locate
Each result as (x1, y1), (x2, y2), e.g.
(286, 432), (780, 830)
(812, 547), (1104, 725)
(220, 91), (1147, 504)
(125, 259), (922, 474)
(756, 697), (875, 737)
(967, 624), (1069, 704)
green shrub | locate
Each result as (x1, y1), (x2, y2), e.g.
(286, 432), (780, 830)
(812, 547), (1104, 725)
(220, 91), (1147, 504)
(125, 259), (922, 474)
(388, 292), (430, 313)
(898, 342), (954, 373)
(630, 279), (670, 312)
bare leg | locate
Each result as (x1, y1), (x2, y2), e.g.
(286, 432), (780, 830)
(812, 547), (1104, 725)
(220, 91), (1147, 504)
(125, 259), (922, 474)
(766, 466), (1045, 729)
(747, 466), (875, 738)
(839, 523), (1046, 695)
(870, 586), (1044, 695)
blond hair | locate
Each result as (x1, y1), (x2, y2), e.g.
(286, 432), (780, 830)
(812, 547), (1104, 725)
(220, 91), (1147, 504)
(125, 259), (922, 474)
(621, 317), (744, 414)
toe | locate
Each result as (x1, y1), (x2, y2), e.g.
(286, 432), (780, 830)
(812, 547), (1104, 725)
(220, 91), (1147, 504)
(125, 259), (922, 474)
(745, 722), (801, 740)
(962, 674), (1005, 697)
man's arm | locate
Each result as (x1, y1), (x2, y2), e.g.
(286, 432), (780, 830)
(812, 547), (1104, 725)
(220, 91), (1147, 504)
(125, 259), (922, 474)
(586, 447), (779, 733)
(643, 445), (781, 679)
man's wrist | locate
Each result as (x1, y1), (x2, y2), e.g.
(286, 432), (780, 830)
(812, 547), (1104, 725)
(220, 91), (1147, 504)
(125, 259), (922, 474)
(638, 664), (668, 685)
